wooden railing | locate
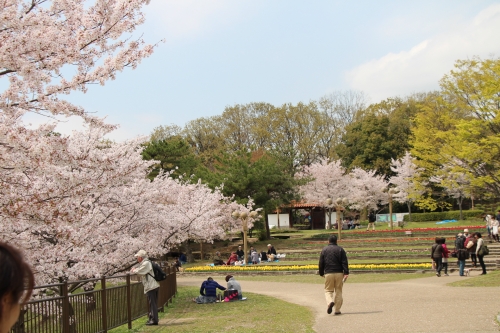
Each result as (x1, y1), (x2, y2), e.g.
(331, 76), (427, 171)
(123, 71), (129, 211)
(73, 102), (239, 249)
(11, 265), (177, 333)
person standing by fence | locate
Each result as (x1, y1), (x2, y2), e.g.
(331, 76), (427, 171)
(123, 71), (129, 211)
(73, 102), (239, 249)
(0, 242), (34, 333)
(130, 250), (159, 326)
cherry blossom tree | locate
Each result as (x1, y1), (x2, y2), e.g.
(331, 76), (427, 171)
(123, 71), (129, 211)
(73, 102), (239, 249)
(296, 159), (350, 229)
(347, 167), (388, 213)
(430, 165), (472, 220)
(1, 0), (156, 126)
(390, 152), (426, 221)
(0, 121), (247, 288)
(0, 1), (251, 291)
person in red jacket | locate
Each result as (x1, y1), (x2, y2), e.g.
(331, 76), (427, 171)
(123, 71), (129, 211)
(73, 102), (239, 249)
(226, 252), (238, 265)
(441, 238), (450, 276)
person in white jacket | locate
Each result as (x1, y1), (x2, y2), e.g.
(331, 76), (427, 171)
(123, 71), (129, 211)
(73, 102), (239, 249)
(491, 218), (499, 242)
(130, 250), (160, 325)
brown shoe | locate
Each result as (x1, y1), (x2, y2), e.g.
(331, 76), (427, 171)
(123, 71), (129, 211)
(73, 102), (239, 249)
(334, 311), (341, 315)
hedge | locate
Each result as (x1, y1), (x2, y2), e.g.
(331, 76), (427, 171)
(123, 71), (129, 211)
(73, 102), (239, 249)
(402, 210), (483, 222)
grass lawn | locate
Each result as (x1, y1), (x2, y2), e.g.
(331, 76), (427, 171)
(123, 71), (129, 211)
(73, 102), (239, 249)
(235, 272), (435, 284)
(447, 270), (500, 287)
(110, 287), (314, 333)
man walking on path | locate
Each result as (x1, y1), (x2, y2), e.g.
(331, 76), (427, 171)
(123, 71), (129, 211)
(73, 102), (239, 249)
(130, 250), (160, 325)
(318, 235), (349, 315)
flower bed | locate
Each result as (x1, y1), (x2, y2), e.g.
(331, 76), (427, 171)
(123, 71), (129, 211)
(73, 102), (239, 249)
(310, 226), (484, 239)
(184, 263), (433, 272)
(185, 265), (319, 272)
(349, 226), (481, 234)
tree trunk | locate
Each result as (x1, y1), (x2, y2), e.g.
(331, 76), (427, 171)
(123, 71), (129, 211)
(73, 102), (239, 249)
(407, 202), (412, 222)
(264, 209), (271, 239)
(184, 241), (194, 263)
(458, 195), (463, 220)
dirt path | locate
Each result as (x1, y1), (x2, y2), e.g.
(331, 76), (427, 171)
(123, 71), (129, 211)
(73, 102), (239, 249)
(178, 273), (500, 332)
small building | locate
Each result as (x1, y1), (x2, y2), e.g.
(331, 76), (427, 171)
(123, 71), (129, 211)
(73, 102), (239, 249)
(267, 201), (345, 230)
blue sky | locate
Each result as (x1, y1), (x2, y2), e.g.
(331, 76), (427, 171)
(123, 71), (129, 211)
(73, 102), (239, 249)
(28, 0), (500, 141)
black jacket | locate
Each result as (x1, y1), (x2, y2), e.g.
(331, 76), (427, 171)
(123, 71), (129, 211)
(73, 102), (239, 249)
(319, 243), (349, 276)
(267, 247), (277, 255)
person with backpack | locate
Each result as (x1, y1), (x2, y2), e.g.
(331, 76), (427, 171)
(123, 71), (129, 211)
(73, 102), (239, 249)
(130, 249), (160, 325)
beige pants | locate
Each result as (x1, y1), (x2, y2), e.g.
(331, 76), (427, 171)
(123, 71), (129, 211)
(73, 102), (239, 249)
(324, 273), (344, 313)
(366, 222), (375, 230)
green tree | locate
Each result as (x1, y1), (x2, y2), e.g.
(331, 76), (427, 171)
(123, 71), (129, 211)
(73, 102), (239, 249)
(411, 57), (500, 198)
(198, 150), (299, 238)
(142, 136), (200, 180)
(337, 96), (420, 176)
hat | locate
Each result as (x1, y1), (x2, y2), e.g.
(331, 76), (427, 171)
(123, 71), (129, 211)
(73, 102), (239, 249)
(464, 229), (469, 233)
(457, 233), (463, 237)
(134, 249), (147, 258)
(225, 275), (233, 282)
(267, 244), (272, 247)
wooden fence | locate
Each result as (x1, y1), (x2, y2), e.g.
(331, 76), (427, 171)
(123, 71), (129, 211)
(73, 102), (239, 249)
(11, 265), (177, 333)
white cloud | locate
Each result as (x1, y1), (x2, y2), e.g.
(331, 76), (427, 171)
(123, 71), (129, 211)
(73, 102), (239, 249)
(145, 0), (259, 42)
(345, 4), (500, 102)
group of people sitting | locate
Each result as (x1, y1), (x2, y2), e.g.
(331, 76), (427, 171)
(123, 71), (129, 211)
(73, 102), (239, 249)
(332, 218), (360, 230)
(194, 275), (243, 304)
(213, 244), (279, 265)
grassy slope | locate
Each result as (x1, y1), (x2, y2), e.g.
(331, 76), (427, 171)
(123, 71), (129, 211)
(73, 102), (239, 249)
(447, 270), (500, 287)
(110, 287), (314, 333)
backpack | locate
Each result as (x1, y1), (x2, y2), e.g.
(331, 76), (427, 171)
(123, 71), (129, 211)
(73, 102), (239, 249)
(260, 251), (268, 261)
(148, 261), (167, 281)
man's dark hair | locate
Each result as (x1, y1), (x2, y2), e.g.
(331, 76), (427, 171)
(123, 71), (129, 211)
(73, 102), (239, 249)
(328, 235), (338, 244)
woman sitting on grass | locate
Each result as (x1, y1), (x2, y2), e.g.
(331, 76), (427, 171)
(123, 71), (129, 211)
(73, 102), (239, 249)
(225, 275), (243, 300)
(226, 252), (238, 265)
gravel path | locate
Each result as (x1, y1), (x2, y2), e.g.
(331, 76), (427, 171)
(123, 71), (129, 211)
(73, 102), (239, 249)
(178, 273), (500, 333)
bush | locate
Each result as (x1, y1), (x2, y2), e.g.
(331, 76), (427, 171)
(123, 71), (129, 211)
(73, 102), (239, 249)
(257, 229), (268, 241)
(270, 228), (299, 234)
(292, 224), (310, 230)
(403, 210), (483, 222)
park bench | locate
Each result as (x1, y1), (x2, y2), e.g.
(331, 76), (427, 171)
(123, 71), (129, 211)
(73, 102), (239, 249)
(405, 230), (412, 237)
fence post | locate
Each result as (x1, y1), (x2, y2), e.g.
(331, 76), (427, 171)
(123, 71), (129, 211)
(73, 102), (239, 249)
(101, 276), (107, 333)
(126, 274), (132, 330)
(61, 282), (70, 333)
(173, 266), (177, 299)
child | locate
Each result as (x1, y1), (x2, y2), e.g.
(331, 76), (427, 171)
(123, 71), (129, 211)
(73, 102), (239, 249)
(441, 238), (450, 276)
